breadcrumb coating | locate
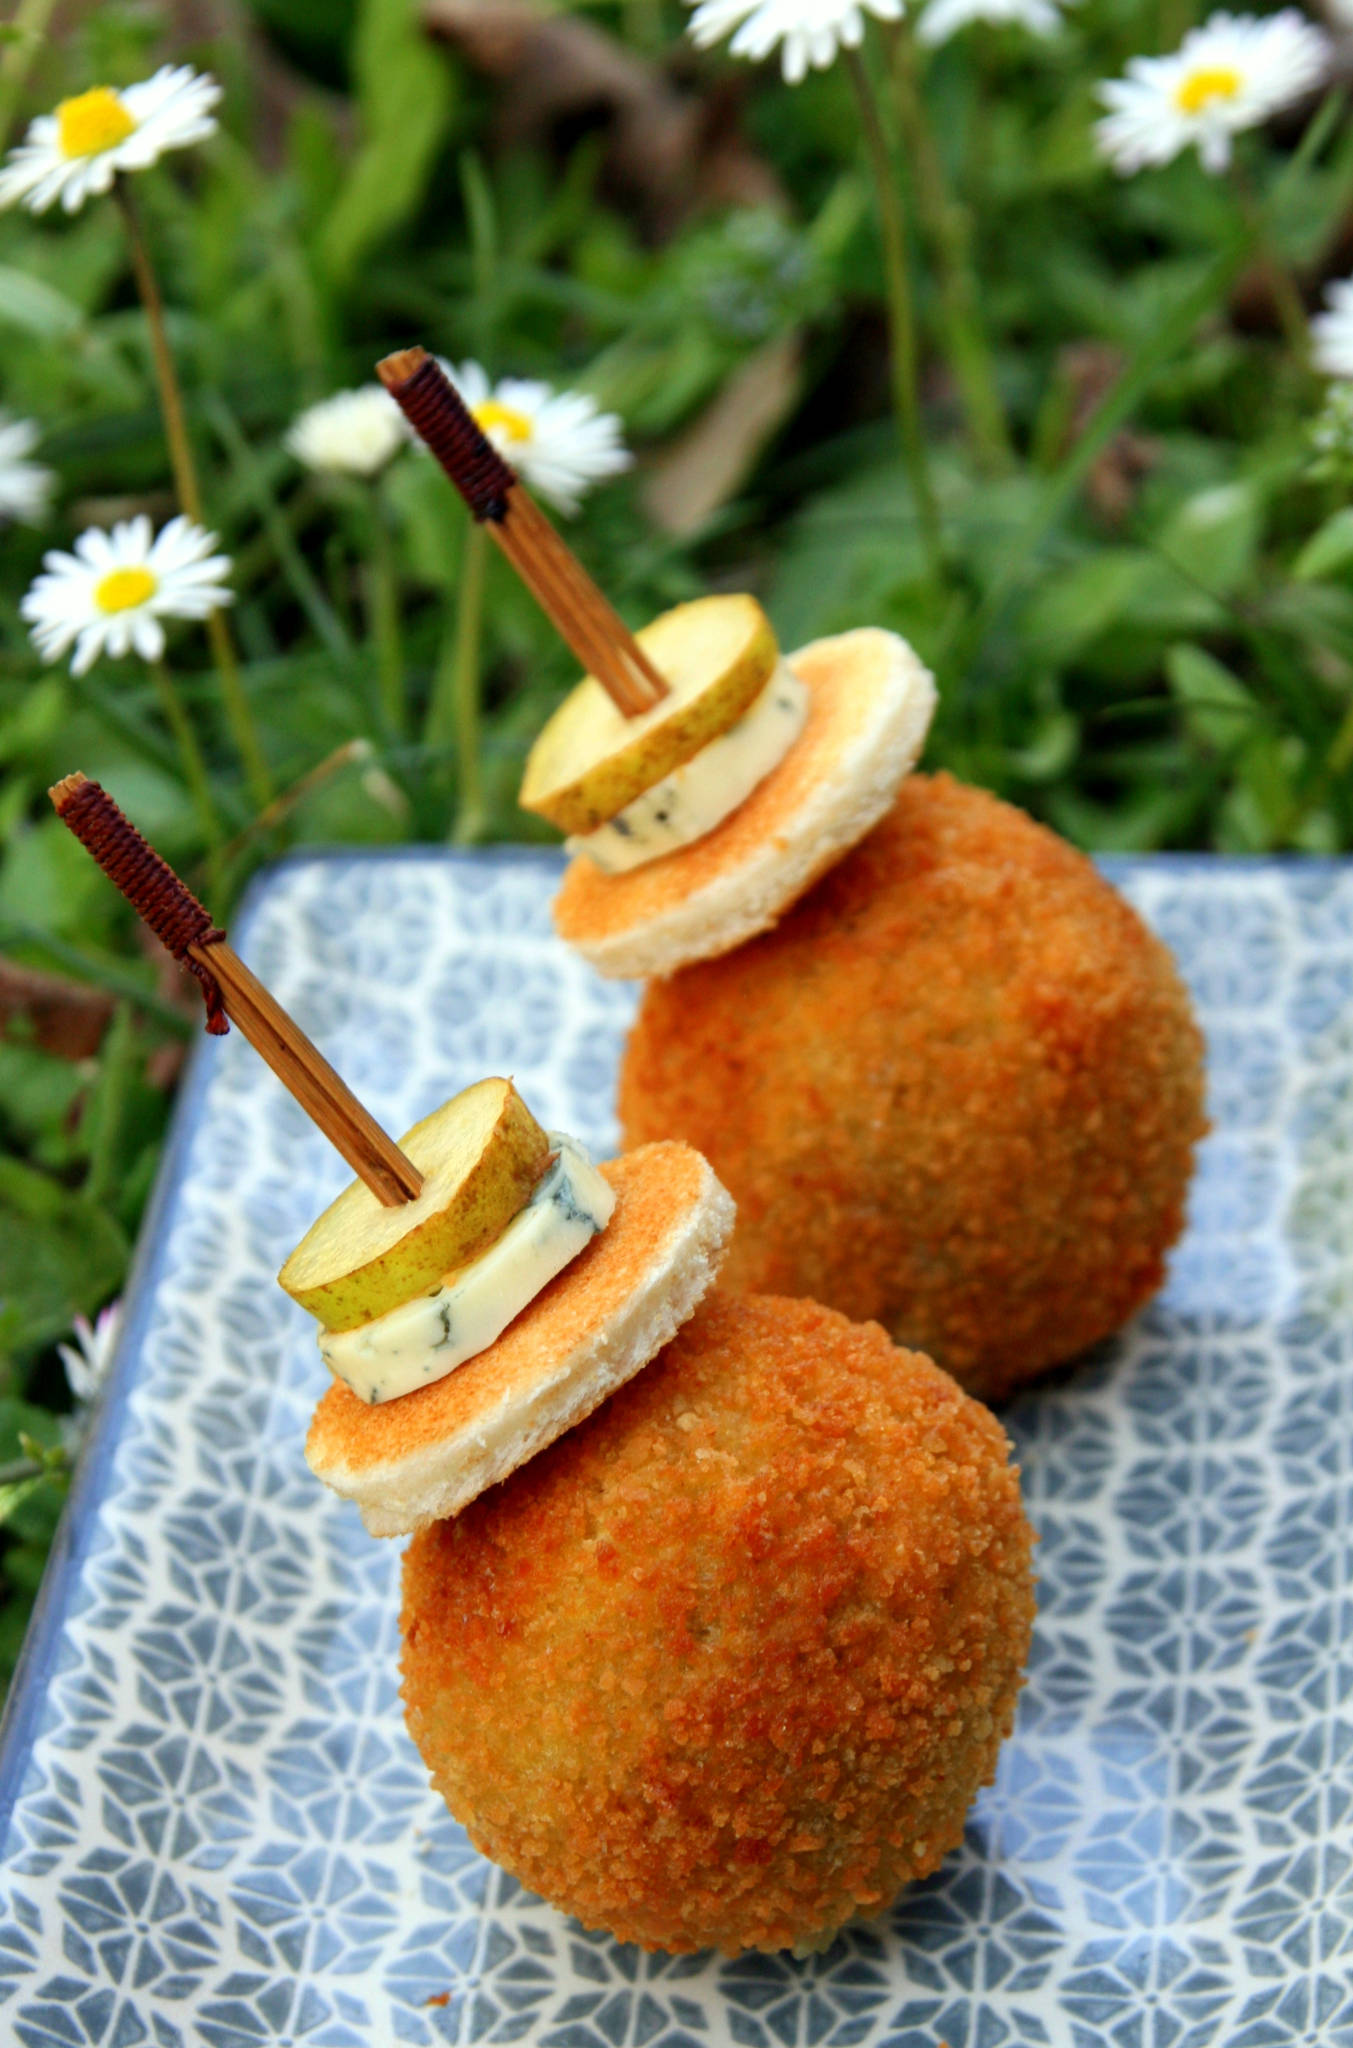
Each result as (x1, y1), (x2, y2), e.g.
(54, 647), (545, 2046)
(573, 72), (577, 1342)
(400, 1291), (1035, 1955)
(620, 774), (1207, 1401)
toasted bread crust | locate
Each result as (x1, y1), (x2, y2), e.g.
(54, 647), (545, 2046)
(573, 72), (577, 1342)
(552, 629), (935, 979)
(305, 1143), (734, 1534)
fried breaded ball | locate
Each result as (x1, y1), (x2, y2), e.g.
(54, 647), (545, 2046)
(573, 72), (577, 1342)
(400, 1290), (1034, 1955)
(620, 774), (1207, 1402)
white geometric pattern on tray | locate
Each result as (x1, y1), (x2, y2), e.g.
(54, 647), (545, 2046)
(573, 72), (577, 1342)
(0, 848), (1350, 2048)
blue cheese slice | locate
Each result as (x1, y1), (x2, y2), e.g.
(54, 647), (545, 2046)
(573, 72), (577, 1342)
(565, 661), (808, 875)
(319, 1134), (615, 1404)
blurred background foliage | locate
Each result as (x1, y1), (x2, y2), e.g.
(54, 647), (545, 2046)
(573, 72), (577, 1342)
(1, 0), (1352, 1685)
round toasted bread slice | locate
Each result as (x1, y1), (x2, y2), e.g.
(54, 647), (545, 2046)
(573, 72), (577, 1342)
(305, 1142), (734, 1537)
(552, 629), (936, 980)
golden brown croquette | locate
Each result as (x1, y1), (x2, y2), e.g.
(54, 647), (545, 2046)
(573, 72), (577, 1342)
(400, 1291), (1035, 1955)
(619, 774), (1208, 1402)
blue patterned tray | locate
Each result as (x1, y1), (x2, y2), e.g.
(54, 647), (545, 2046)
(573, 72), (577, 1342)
(1, 848), (1350, 2048)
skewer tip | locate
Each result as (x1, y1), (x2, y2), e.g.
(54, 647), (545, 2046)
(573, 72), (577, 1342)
(377, 346), (430, 392)
(49, 770), (89, 814)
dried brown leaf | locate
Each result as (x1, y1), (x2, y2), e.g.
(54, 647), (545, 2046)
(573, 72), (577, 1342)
(644, 333), (803, 536)
(0, 960), (113, 1062)
(424, 0), (780, 227)
(1060, 342), (1160, 529)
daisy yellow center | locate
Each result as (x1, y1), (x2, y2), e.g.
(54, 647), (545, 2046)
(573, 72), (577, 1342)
(56, 86), (137, 161)
(1174, 66), (1243, 117)
(94, 566), (157, 615)
(472, 399), (534, 445)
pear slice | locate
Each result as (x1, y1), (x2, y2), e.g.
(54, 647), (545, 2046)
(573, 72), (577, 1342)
(279, 1078), (551, 1333)
(519, 593), (778, 835)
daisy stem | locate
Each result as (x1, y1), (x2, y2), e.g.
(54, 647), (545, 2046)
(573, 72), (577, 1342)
(889, 22), (1012, 470)
(149, 656), (226, 890)
(367, 480), (406, 742)
(844, 50), (944, 581)
(426, 521), (489, 843)
(114, 177), (275, 811)
(1229, 163), (1310, 369)
(219, 738), (375, 867)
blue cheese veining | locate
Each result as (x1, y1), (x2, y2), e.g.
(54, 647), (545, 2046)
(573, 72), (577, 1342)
(566, 660), (809, 875)
(320, 1134), (615, 1403)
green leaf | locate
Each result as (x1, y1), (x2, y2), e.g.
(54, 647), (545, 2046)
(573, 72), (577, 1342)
(765, 461), (943, 650)
(1219, 733), (1304, 851)
(1007, 709), (1079, 784)
(1155, 481), (1262, 597)
(1019, 551), (1149, 666)
(1293, 505), (1353, 583)
(0, 267), (83, 340)
(0, 1479), (43, 1528)
(1166, 643), (1259, 752)
(0, 818), (116, 943)
(0, 676), (68, 768)
(1047, 778), (1209, 852)
(0, 1045), (87, 1159)
(319, 0), (457, 285)
(384, 455), (467, 592)
(0, 1192), (127, 1355)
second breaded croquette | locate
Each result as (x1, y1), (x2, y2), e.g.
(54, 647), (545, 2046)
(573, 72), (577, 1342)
(620, 773), (1207, 1401)
(401, 1290), (1035, 1955)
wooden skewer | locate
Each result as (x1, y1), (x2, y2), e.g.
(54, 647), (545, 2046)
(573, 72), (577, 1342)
(49, 773), (424, 1208)
(376, 346), (668, 720)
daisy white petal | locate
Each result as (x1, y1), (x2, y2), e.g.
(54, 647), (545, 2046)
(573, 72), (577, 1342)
(687, 0), (905, 78)
(132, 614), (165, 661)
(918, 0), (1065, 45)
(73, 529), (109, 570)
(1095, 11), (1331, 178)
(1312, 276), (1353, 379)
(22, 513), (233, 674)
(71, 624), (105, 675)
(121, 514), (155, 562)
(58, 1301), (121, 1407)
(448, 359), (493, 410)
(286, 385), (409, 478)
(436, 360), (631, 516)
(0, 413), (56, 524)
(0, 65), (220, 216)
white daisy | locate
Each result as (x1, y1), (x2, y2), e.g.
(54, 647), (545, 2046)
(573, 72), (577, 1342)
(22, 514), (234, 675)
(57, 1301), (122, 1407)
(286, 384), (408, 478)
(685, 0), (903, 81)
(441, 360), (631, 516)
(918, 0), (1064, 45)
(1095, 12), (1331, 177)
(1312, 276), (1353, 379)
(0, 65), (220, 216)
(0, 413), (55, 524)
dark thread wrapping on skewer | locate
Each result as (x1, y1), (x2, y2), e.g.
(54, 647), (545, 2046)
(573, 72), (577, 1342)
(393, 355), (516, 522)
(379, 346), (667, 716)
(51, 776), (229, 1034)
